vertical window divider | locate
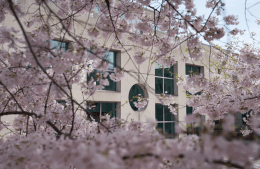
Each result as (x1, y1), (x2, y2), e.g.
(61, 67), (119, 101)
(163, 106), (165, 132)
(163, 68), (165, 93)
(100, 102), (102, 117)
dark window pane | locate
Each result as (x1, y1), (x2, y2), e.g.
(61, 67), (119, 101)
(186, 91), (192, 96)
(164, 79), (174, 95)
(164, 66), (173, 78)
(103, 73), (116, 91)
(87, 51), (117, 91)
(164, 106), (174, 121)
(156, 123), (163, 133)
(213, 119), (223, 134)
(129, 85), (144, 111)
(186, 65), (192, 75)
(186, 65), (200, 76)
(155, 104), (163, 122)
(101, 103), (116, 118)
(61, 42), (68, 52)
(87, 71), (100, 86)
(155, 78), (163, 94)
(57, 100), (66, 104)
(192, 66), (200, 75)
(186, 106), (193, 115)
(155, 62), (163, 76)
(87, 102), (100, 120)
(165, 122), (175, 135)
(87, 71), (117, 91)
(104, 51), (115, 70)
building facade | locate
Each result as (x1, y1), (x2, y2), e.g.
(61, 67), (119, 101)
(1, 0), (218, 138)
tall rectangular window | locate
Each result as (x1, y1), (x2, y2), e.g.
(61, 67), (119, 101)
(87, 51), (117, 91)
(155, 104), (177, 138)
(186, 106), (205, 135)
(185, 65), (204, 135)
(155, 63), (174, 95)
(87, 102), (117, 121)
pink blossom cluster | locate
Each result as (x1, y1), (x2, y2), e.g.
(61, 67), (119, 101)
(187, 36), (203, 61)
(133, 94), (148, 111)
(133, 51), (147, 65)
(224, 15), (239, 25)
(110, 68), (125, 82)
(1, 115), (259, 169)
(158, 94), (177, 115)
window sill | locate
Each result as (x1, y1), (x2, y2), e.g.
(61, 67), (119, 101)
(155, 94), (177, 97)
(96, 90), (120, 93)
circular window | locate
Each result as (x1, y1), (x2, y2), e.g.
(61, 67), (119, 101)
(128, 84), (148, 111)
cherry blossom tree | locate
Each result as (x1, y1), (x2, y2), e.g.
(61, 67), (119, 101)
(0, 0), (259, 168)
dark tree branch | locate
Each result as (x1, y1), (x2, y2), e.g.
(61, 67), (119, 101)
(46, 120), (63, 135)
(0, 111), (40, 118)
(44, 80), (53, 114)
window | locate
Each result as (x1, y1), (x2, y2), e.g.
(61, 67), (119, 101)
(87, 102), (117, 121)
(185, 64), (201, 97)
(213, 119), (223, 135)
(186, 106), (205, 135)
(49, 40), (69, 58)
(186, 65), (204, 135)
(186, 65), (200, 76)
(87, 51), (117, 91)
(234, 111), (252, 136)
(50, 40), (69, 51)
(155, 104), (177, 138)
(129, 84), (146, 111)
(155, 63), (174, 95)
(214, 110), (252, 137)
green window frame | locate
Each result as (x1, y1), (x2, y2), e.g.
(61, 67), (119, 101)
(87, 102), (117, 121)
(155, 104), (177, 138)
(87, 51), (117, 91)
(155, 62), (174, 95)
